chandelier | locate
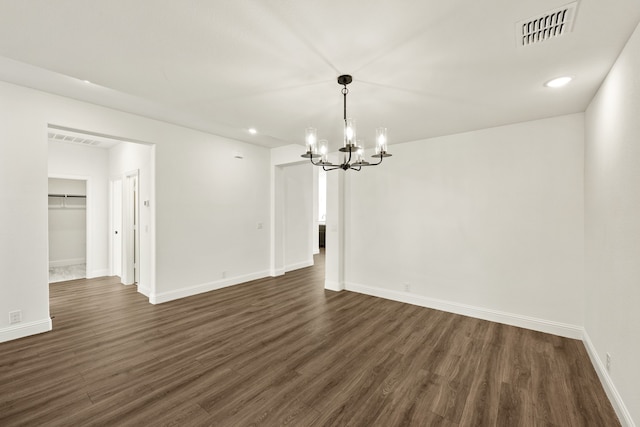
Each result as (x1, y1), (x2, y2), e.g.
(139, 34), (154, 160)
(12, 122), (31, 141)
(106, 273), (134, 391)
(301, 75), (392, 171)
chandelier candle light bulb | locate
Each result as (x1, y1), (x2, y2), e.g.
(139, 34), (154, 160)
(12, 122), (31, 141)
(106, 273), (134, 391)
(301, 74), (391, 171)
(344, 118), (356, 148)
(376, 128), (388, 155)
(319, 141), (328, 163)
(304, 127), (318, 156)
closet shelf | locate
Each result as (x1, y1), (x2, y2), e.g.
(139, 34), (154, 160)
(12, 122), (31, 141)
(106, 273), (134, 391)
(48, 193), (87, 209)
(48, 193), (87, 198)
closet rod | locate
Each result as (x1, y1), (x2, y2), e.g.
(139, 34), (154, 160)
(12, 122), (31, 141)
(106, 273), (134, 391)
(48, 193), (87, 198)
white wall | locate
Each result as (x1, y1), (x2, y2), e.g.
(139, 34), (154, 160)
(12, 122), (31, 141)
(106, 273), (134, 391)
(344, 114), (585, 336)
(318, 169), (327, 223)
(48, 178), (87, 267)
(0, 79), (271, 342)
(283, 163), (314, 271)
(48, 177), (85, 195)
(109, 142), (153, 295)
(325, 164), (345, 291)
(152, 133), (269, 303)
(585, 21), (640, 426)
(0, 84), (51, 342)
(48, 141), (109, 277)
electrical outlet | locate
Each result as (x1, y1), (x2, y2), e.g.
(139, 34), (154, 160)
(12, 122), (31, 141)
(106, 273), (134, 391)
(403, 283), (411, 292)
(222, 271), (227, 279)
(606, 353), (611, 371)
(9, 310), (22, 324)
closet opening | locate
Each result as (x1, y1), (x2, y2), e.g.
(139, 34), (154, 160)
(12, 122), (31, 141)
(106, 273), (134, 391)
(48, 178), (88, 282)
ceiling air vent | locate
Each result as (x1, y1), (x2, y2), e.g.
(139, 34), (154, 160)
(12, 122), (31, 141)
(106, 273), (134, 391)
(48, 132), (102, 146)
(516, 1), (578, 47)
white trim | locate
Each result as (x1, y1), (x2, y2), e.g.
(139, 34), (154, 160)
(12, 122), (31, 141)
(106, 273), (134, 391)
(137, 285), (151, 298)
(583, 331), (635, 427)
(284, 259), (314, 273)
(148, 145), (157, 304)
(121, 170), (139, 286)
(149, 270), (270, 304)
(49, 258), (85, 268)
(270, 268), (285, 277)
(324, 280), (344, 292)
(0, 318), (52, 343)
(86, 268), (109, 279)
(344, 281), (583, 339)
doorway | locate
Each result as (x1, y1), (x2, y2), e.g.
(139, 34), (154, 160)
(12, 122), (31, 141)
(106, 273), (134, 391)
(271, 162), (319, 276)
(47, 124), (155, 299)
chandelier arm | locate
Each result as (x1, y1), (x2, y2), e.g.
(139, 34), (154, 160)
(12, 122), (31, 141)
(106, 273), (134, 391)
(311, 155), (341, 169)
(309, 156), (324, 166)
(367, 155), (384, 166)
(323, 165), (341, 172)
(310, 154), (340, 169)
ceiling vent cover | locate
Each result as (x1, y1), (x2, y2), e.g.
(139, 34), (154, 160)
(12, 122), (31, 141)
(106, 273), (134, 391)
(48, 132), (102, 146)
(517, 1), (578, 47)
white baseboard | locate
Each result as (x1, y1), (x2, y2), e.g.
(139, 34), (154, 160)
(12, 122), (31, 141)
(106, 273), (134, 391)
(344, 282), (583, 340)
(149, 270), (270, 304)
(285, 259), (314, 273)
(270, 268), (285, 277)
(583, 331), (635, 427)
(86, 268), (109, 279)
(137, 285), (151, 298)
(49, 258), (85, 268)
(325, 280), (345, 292)
(0, 318), (52, 343)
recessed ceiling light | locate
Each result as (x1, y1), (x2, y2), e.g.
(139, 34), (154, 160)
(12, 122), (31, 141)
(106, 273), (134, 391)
(248, 128), (257, 134)
(544, 76), (573, 88)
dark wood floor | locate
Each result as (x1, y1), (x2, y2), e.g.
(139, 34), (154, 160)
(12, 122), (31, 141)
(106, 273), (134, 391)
(1, 252), (619, 426)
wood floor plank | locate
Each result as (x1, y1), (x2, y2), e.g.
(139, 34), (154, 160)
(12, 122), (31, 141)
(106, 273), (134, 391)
(496, 381), (535, 426)
(0, 252), (620, 426)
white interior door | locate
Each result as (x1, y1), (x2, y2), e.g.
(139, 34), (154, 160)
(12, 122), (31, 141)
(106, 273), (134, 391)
(111, 179), (122, 277)
(121, 171), (138, 285)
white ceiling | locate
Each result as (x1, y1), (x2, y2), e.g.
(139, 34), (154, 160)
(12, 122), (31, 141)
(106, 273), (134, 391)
(0, 0), (639, 150)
